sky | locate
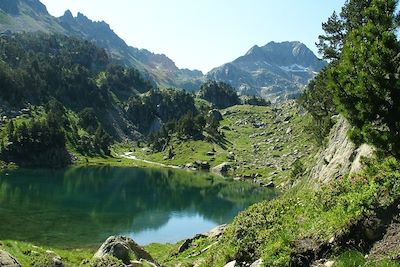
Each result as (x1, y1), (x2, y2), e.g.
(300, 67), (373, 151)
(40, 0), (346, 73)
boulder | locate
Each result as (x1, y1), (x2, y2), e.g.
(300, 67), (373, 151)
(0, 250), (21, 267)
(224, 260), (237, 267)
(203, 224), (227, 239)
(52, 256), (64, 267)
(211, 162), (231, 175)
(94, 236), (156, 265)
(250, 258), (263, 267)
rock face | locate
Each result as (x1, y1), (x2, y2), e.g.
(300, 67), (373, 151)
(0, 250), (21, 267)
(310, 116), (374, 184)
(94, 236), (156, 265)
(207, 41), (326, 102)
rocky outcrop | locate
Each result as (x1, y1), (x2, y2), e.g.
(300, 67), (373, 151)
(0, 250), (21, 267)
(310, 116), (374, 184)
(94, 236), (156, 265)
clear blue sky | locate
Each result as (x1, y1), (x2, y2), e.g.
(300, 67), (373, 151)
(40, 0), (346, 73)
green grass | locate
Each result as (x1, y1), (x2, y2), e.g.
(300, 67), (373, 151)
(0, 240), (94, 266)
(116, 102), (318, 186)
(334, 251), (400, 267)
(202, 156), (400, 266)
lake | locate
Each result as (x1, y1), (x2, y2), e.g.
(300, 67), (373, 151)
(0, 166), (276, 248)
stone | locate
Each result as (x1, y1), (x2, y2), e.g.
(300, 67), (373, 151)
(211, 162), (231, 175)
(52, 256), (64, 267)
(94, 236), (155, 265)
(250, 258), (263, 267)
(206, 151), (215, 156)
(0, 250), (21, 267)
(224, 260), (237, 267)
(286, 127), (292, 134)
(310, 116), (374, 184)
(203, 224), (227, 239)
(324, 260), (335, 267)
(227, 152), (235, 160)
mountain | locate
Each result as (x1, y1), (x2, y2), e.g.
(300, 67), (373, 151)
(0, 0), (324, 99)
(207, 41), (327, 101)
(0, 0), (205, 91)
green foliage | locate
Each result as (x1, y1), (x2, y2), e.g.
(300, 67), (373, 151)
(198, 81), (240, 109)
(327, 0), (400, 156)
(78, 107), (99, 133)
(126, 88), (197, 133)
(299, 68), (336, 143)
(1, 114), (69, 168)
(209, 156), (400, 266)
(241, 95), (271, 106)
(290, 159), (304, 180)
(100, 64), (153, 100)
(94, 126), (113, 155)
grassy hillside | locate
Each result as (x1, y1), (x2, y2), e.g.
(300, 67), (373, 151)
(115, 101), (318, 187)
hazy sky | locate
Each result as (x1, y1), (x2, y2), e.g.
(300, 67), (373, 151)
(40, 0), (346, 73)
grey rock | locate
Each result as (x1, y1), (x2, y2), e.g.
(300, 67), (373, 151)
(250, 258), (263, 267)
(212, 162), (231, 175)
(52, 256), (64, 267)
(310, 116), (374, 184)
(227, 152), (235, 160)
(0, 250), (21, 267)
(94, 236), (155, 265)
(224, 260), (237, 267)
(203, 224), (227, 239)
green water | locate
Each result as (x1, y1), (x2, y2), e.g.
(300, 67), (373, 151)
(0, 166), (276, 248)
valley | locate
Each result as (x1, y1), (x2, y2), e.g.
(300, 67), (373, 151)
(1, 0), (400, 267)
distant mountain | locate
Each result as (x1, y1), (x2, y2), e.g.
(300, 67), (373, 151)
(0, 1), (325, 99)
(0, 0), (205, 91)
(207, 41), (327, 101)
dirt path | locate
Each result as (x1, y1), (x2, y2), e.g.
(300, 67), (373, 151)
(120, 152), (180, 169)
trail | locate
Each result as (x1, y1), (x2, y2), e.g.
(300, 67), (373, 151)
(120, 152), (180, 169)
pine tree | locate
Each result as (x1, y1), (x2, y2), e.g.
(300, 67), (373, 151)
(329, 0), (400, 155)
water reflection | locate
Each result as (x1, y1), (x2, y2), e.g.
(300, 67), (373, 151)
(0, 167), (276, 248)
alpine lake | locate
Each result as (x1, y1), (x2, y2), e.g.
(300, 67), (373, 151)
(0, 166), (276, 249)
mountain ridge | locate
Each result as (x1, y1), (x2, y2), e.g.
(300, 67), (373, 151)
(208, 41), (326, 101)
(0, 0), (325, 98)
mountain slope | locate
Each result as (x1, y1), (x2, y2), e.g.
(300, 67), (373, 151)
(0, 0), (204, 91)
(207, 41), (326, 101)
(0, 0), (65, 33)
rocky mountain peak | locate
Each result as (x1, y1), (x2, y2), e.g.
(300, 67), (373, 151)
(207, 41), (327, 101)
